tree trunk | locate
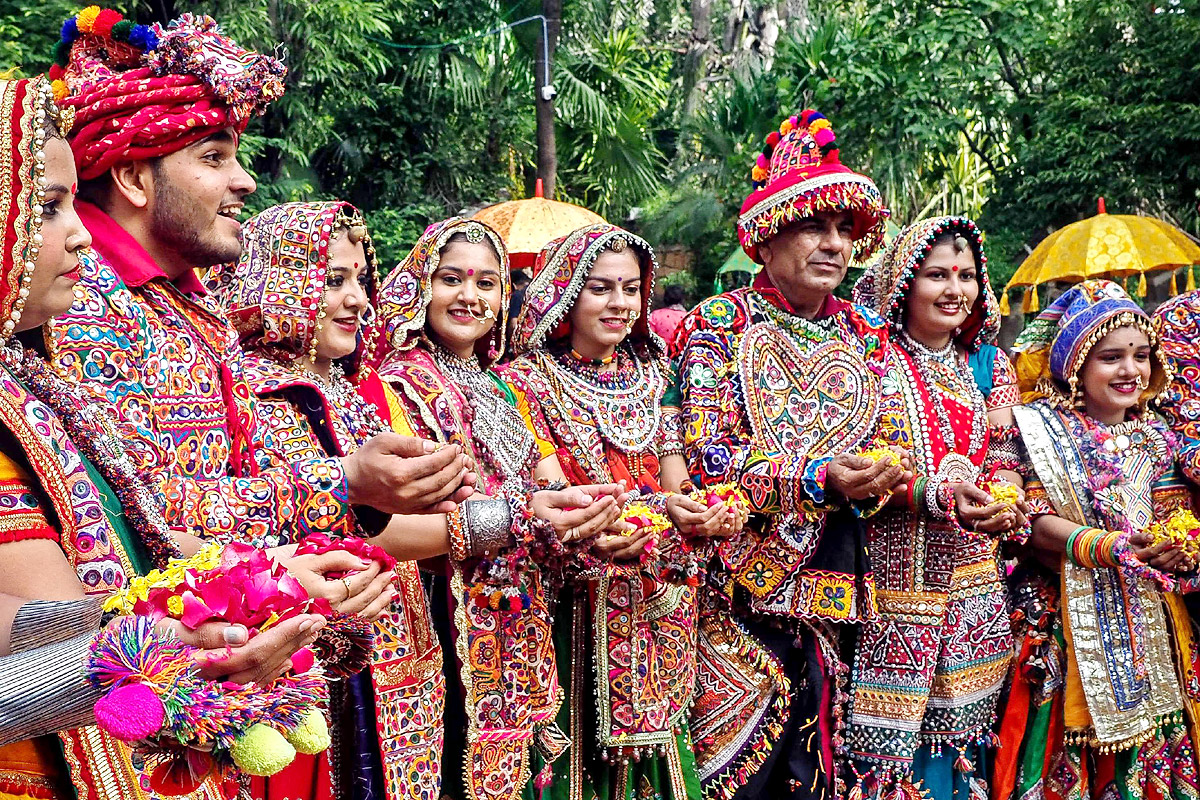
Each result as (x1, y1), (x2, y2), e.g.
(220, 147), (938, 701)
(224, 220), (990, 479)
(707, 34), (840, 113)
(536, 0), (561, 198)
(682, 0), (713, 117)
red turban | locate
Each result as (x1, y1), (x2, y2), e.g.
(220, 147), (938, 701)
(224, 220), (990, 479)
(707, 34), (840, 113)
(54, 10), (286, 180)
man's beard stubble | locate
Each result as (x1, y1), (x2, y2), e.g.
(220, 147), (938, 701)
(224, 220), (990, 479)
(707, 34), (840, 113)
(150, 174), (243, 269)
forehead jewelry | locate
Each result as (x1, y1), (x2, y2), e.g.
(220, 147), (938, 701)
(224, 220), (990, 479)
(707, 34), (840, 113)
(463, 223), (486, 244)
(610, 236), (628, 253)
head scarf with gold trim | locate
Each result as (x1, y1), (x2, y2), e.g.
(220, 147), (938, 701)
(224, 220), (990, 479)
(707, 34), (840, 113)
(209, 200), (380, 369)
(376, 217), (509, 366)
(509, 223), (663, 359)
(1012, 278), (1167, 403)
(0, 77), (72, 343)
(853, 215), (999, 353)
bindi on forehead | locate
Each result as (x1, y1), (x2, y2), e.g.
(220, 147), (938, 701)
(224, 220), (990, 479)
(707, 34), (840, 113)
(467, 269), (474, 276)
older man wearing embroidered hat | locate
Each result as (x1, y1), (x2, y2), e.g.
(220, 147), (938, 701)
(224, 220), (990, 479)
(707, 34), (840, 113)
(673, 110), (909, 800)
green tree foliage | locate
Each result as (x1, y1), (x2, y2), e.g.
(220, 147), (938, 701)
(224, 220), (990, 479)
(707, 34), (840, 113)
(0, 0), (1194, 287)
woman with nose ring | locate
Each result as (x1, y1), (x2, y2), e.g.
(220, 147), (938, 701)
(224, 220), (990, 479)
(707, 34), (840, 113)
(846, 217), (1028, 800)
(211, 201), (432, 800)
(990, 279), (1200, 800)
(504, 224), (748, 800)
(372, 217), (640, 800)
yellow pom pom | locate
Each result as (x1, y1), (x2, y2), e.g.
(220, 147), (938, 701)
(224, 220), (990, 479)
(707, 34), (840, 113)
(285, 710), (331, 756)
(51, 80), (68, 102)
(809, 119), (832, 133)
(230, 724), (296, 777)
(76, 6), (102, 34)
(779, 119), (795, 135)
(752, 166), (767, 182)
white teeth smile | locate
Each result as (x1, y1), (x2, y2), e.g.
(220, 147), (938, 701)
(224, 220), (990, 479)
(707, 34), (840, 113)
(218, 207), (242, 219)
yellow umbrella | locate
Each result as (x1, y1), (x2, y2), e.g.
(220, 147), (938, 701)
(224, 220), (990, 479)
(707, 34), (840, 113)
(1002, 198), (1200, 313)
(473, 180), (606, 269)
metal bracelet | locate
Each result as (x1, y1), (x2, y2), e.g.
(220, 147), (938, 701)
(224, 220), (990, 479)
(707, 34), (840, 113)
(465, 497), (514, 557)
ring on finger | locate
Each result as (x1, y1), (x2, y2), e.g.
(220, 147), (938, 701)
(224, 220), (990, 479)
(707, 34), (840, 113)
(341, 576), (353, 601)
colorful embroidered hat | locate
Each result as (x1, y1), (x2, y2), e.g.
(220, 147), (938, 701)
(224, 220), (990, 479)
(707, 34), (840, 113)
(0, 77), (73, 343)
(509, 223), (662, 358)
(738, 109), (888, 264)
(51, 7), (286, 179)
(375, 217), (510, 366)
(852, 215), (999, 352)
(209, 201), (380, 368)
(1012, 278), (1167, 400)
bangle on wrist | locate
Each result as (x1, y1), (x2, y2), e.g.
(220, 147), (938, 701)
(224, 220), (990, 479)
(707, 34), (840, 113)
(464, 497), (514, 557)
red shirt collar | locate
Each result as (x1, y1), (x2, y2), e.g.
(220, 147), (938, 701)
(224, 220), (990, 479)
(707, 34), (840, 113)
(752, 269), (846, 319)
(78, 201), (207, 295)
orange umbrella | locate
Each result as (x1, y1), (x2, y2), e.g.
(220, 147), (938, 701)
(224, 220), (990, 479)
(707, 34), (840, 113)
(473, 180), (606, 269)
(1002, 198), (1200, 313)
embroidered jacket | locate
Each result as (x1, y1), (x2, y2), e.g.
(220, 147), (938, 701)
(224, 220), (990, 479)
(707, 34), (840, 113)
(244, 355), (446, 800)
(49, 204), (353, 545)
(674, 285), (888, 622)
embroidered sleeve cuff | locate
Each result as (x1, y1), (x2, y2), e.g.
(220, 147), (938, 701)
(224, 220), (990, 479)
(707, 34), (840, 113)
(294, 457), (353, 540)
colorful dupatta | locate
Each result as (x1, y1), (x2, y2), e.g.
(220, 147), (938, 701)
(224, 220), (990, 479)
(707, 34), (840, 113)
(375, 218), (562, 800)
(504, 225), (699, 799)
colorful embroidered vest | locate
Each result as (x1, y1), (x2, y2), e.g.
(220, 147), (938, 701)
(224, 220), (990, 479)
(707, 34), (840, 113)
(380, 348), (561, 800)
(242, 356), (447, 800)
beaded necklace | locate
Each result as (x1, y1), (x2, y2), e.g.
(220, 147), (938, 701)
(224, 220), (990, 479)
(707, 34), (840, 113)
(568, 347), (616, 368)
(310, 361), (389, 444)
(0, 341), (182, 568)
(546, 347), (663, 452)
(431, 344), (537, 492)
(897, 330), (987, 456)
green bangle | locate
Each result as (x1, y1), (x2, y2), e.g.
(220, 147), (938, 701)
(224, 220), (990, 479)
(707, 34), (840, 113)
(1066, 525), (1090, 567)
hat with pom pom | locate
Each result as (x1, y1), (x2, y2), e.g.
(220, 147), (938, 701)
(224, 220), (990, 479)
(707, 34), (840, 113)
(738, 110), (888, 263)
(50, 7), (286, 180)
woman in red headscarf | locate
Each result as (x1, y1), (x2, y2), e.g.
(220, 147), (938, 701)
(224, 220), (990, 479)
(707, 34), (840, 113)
(0, 76), (324, 800)
(504, 224), (747, 800)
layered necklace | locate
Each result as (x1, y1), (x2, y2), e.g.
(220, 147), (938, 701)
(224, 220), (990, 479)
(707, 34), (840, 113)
(431, 344), (536, 490)
(310, 362), (389, 445)
(897, 330), (987, 457)
(0, 340), (182, 568)
(547, 346), (663, 453)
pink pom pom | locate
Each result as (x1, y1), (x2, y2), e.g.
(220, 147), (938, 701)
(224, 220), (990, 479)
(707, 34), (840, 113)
(788, 115), (799, 128)
(95, 683), (165, 741)
(290, 647), (315, 674)
(814, 128), (835, 147)
(756, 153), (768, 168)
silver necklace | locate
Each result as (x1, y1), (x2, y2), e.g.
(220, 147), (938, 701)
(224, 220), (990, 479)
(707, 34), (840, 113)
(431, 345), (535, 487)
(898, 330), (987, 456)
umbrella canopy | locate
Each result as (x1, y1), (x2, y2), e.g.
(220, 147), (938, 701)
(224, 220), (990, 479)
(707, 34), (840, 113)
(1003, 198), (1200, 312)
(717, 248), (759, 276)
(473, 180), (606, 269)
